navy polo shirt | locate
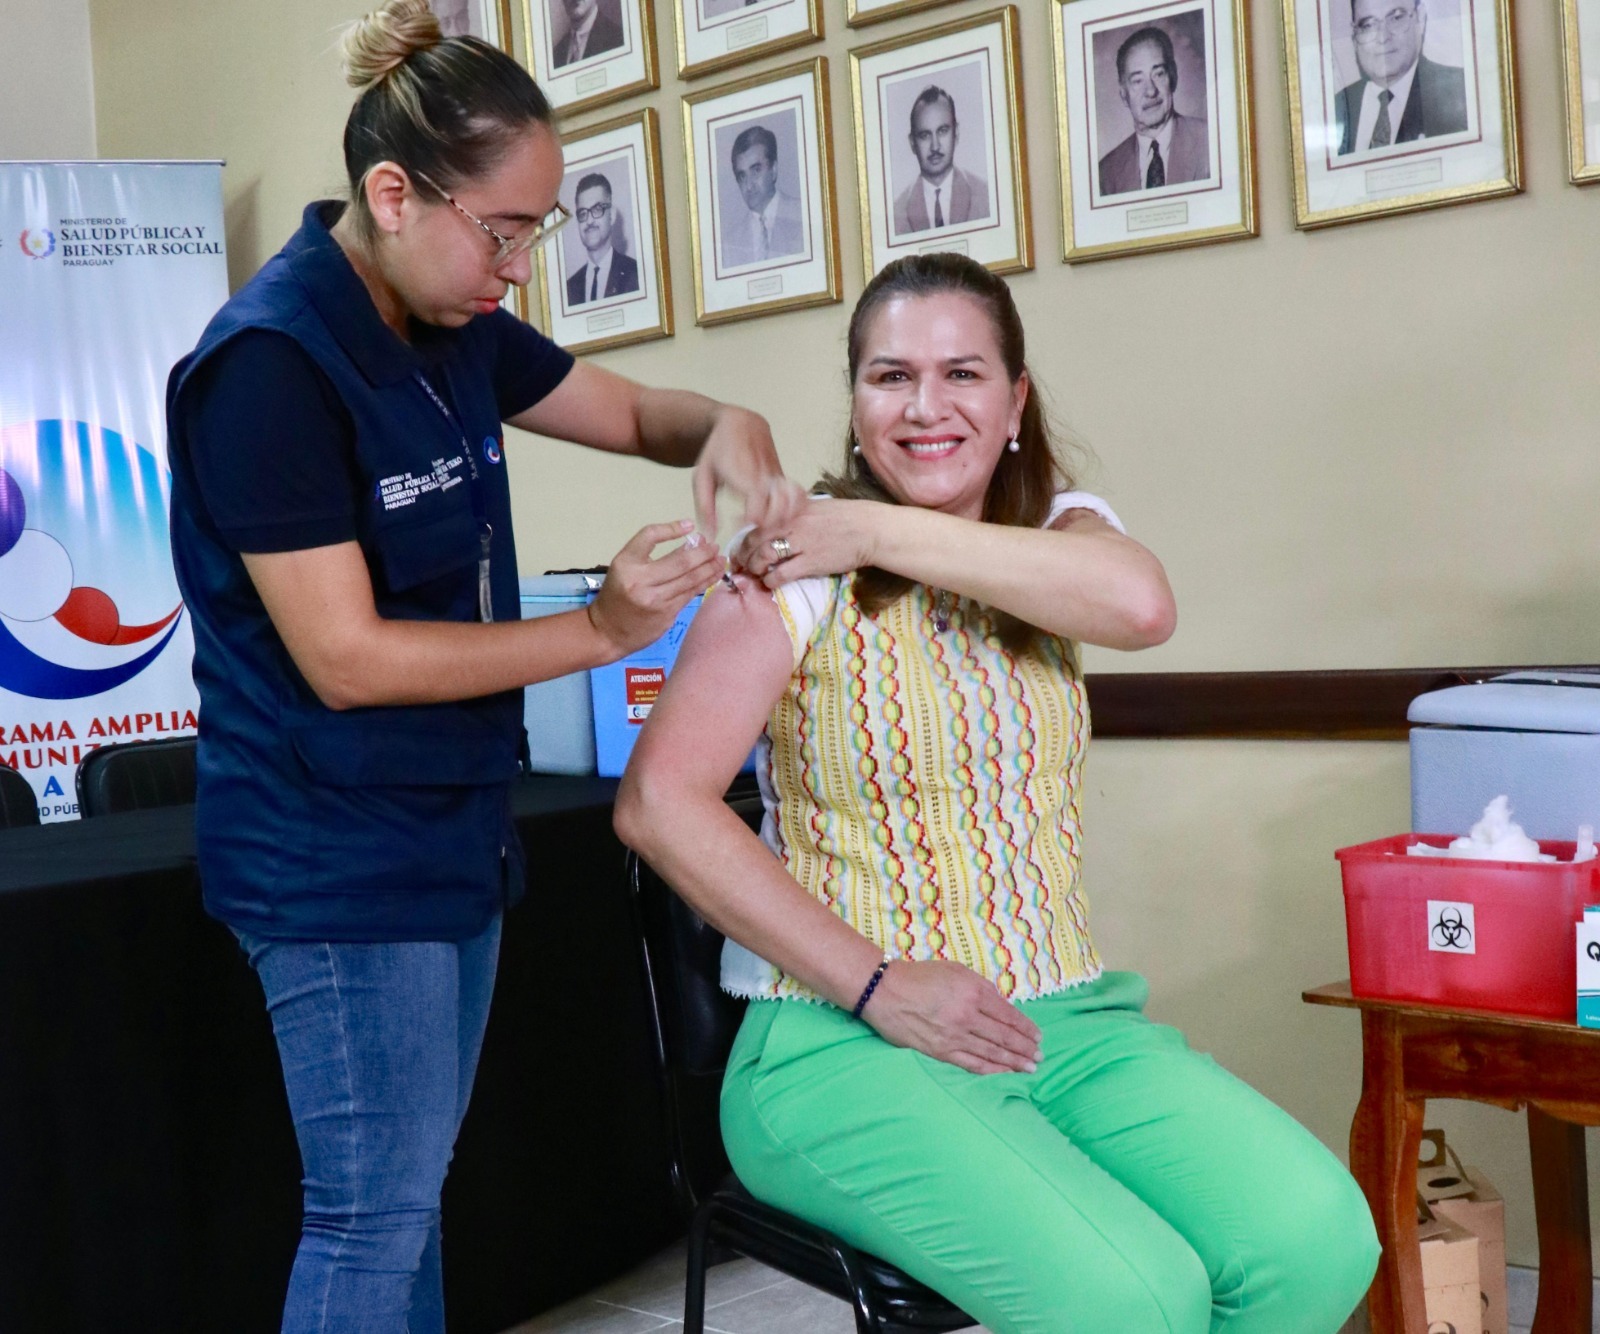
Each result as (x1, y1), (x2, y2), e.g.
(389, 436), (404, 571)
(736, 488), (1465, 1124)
(167, 201), (574, 941)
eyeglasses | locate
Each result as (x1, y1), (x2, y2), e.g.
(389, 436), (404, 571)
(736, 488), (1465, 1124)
(414, 171), (571, 264)
(574, 201), (612, 224)
(1353, 6), (1417, 40)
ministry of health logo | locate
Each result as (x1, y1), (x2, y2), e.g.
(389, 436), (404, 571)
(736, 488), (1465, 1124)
(19, 229), (55, 259)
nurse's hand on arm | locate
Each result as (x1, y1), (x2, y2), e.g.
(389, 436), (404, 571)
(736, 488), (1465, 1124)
(613, 583), (1043, 1077)
(734, 500), (1176, 651)
(241, 517), (721, 711)
(508, 361), (807, 539)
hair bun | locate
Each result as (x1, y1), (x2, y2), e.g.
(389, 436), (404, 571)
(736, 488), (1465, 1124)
(341, 0), (443, 92)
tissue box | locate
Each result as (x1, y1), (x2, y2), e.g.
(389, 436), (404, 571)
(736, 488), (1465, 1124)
(1419, 1212), (1482, 1334)
(1578, 907), (1600, 1029)
(1410, 671), (1600, 840)
(1337, 835), (1600, 1019)
(1420, 1131), (1506, 1334)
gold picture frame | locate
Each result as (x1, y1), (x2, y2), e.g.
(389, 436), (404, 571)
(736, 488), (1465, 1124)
(1561, 0), (1600, 183)
(1051, 0), (1257, 262)
(521, 0), (660, 117)
(849, 7), (1032, 280)
(681, 56), (842, 326)
(534, 108), (675, 354)
(847, 0), (959, 32)
(673, 0), (823, 80)
(1280, 0), (1520, 227)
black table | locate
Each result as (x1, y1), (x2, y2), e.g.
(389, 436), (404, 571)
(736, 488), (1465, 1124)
(0, 776), (689, 1334)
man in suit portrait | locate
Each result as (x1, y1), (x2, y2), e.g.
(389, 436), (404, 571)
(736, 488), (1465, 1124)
(552, 0), (623, 67)
(892, 86), (990, 236)
(1334, 0), (1468, 154)
(720, 124), (806, 268)
(1096, 27), (1211, 197)
(565, 173), (639, 306)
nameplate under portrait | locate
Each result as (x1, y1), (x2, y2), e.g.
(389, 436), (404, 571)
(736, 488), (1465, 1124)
(1561, 0), (1600, 182)
(681, 57), (842, 325)
(1281, 0), (1519, 226)
(521, 0), (659, 116)
(1052, 0), (1256, 261)
(850, 7), (1032, 280)
(847, 0), (960, 33)
(535, 109), (674, 354)
(673, 0), (823, 80)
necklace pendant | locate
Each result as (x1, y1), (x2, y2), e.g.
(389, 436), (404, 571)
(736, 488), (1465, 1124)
(935, 615), (949, 633)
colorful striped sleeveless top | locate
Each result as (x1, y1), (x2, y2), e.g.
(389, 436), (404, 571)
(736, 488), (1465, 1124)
(721, 492), (1122, 1004)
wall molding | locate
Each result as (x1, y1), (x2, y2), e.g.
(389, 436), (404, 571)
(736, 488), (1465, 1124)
(1083, 666), (1600, 741)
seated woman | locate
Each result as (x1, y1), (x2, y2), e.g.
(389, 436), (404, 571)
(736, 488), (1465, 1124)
(615, 254), (1378, 1334)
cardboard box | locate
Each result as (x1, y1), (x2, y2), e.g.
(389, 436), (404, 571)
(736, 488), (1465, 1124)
(1419, 1131), (1505, 1334)
(1419, 1212), (1482, 1334)
(1431, 1171), (1506, 1334)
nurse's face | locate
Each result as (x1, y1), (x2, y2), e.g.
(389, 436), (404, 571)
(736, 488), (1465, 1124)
(391, 123), (566, 328)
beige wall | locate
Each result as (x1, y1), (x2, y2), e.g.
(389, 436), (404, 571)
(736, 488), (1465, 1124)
(89, 0), (1600, 1270)
(1, 0), (96, 159)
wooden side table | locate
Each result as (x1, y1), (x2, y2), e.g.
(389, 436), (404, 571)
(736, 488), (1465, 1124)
(1304, 981), (1598, 1334)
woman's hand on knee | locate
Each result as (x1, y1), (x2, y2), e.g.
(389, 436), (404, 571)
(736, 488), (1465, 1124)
(862, 960), (1043, 1075)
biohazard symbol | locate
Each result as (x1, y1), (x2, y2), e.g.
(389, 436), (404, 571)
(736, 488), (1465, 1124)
(1431, 908), (1472, 950)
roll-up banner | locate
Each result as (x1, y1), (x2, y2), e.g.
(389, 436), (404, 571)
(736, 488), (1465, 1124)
(0, 161), (226, 821)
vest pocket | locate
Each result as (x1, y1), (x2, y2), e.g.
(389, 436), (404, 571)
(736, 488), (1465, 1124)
(371, 504), (479, 594)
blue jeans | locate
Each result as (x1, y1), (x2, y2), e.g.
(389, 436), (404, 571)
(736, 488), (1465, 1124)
(236, 915), (502, 1334)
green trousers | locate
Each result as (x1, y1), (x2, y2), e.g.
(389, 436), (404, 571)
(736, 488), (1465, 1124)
(721, 972), (1378, 1334)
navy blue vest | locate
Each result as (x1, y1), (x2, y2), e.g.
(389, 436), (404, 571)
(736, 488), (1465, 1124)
(168, 202), (527, 941)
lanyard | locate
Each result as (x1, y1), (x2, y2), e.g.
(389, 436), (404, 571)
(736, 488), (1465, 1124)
(413, 370), (495, 623)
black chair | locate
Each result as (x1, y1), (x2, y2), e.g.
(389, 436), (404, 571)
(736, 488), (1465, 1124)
(0, 764), (40, 827)
(76, 737), (198, 817)
(628, 799), (977, 1334)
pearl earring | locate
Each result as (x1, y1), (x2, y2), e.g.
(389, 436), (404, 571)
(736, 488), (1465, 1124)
(852, 443), (862, 456)
(1007, 437), (1020, 453)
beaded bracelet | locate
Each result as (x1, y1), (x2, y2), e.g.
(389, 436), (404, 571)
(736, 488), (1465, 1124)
(851, 954), (893, 1020)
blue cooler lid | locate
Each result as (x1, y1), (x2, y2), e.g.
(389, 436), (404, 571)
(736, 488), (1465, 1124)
(1409, 671), (1600, 734)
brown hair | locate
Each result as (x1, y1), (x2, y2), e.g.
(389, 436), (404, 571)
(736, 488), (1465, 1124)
(339, 0), (554, 239)
(816, 252), (1080, 652)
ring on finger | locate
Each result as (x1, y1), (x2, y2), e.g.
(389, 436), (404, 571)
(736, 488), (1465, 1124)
(770, 536), (792, 562)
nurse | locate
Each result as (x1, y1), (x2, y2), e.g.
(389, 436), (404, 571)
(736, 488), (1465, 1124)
(164, 2), (801, 1330)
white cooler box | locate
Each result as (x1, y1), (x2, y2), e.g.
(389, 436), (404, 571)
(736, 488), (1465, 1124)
(519, 574), (601, 775)
(1409, 671), (1600, 839)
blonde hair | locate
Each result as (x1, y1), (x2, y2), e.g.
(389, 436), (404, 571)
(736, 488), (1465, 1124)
(337, 0), (553, 238)
(341, 0), (443, 91)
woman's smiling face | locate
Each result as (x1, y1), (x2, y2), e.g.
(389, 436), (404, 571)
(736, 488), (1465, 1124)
(850, 290), (1028, 521)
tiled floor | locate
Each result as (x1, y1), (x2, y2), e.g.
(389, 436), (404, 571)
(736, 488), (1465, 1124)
(501, 1245), (1562, 1333)
(498, 1240), (995, 1333)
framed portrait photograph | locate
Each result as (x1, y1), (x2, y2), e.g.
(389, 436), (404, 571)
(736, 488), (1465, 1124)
(521, 0), (658, 116)
(1561, 0), (1600, 182)
(1052, 0), (1256, 261)
(850, 7), (1031, 280)
(681, 57), (842, 326)
(1281, 0), (1519, 227)
(673, 0), (822, 81)
(535, 109), (673, 354)
(429, 0), (514, 44)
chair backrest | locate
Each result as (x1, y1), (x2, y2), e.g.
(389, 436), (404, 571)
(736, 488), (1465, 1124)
(0, 765), (40, 828)
(629, 795), (762, 1218)
(76, 738), (198, 818)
